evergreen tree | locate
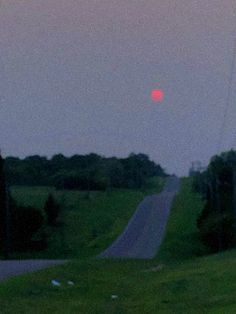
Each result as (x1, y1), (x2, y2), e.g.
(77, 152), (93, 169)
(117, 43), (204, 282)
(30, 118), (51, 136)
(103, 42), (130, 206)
(44, 194), (60, 226)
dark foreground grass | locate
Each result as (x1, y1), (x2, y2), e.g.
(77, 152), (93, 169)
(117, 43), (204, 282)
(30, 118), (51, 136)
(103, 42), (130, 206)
(2, 177), (236, 313)
(1, 250), (236, 313)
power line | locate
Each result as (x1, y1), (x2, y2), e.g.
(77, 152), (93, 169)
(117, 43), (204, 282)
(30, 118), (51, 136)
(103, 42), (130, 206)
(217, 40), (236, 154)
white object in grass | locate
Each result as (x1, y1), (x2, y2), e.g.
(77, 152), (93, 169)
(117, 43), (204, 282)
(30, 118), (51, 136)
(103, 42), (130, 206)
(67, 280), (75, 286)
(111, 295), (118, 299)
(51, 280), (61, 286)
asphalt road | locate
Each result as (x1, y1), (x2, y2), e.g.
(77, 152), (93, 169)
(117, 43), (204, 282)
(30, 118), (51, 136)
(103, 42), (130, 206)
(0, 260), (66, 282)
(99, 176), (181, 259)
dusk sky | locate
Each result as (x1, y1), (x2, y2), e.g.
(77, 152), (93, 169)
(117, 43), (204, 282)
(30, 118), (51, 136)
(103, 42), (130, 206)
(1, 1), (236, 175)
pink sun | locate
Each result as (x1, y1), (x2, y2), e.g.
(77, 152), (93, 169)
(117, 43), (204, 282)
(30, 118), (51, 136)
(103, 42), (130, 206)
(151, 89), (164, 102)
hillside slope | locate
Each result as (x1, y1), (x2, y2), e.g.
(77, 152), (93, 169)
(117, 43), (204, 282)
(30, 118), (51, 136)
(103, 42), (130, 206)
(1, 178), (236, 313)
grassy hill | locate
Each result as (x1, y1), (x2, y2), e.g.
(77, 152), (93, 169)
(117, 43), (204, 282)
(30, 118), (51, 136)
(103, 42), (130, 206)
(1, 177), (236, 313)
(157, 177), (208, 262)
(10, 176), (165, 259)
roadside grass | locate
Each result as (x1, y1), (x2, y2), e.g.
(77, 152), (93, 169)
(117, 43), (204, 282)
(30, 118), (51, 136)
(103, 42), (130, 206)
(157, 177), (208, 262)
(10, 176), (165, 259)
(1, 250), (236, 313)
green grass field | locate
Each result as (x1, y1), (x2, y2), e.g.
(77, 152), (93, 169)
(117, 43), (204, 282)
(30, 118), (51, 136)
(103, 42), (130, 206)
(1, 177), (236, 313)
(10, 176), (165, 259)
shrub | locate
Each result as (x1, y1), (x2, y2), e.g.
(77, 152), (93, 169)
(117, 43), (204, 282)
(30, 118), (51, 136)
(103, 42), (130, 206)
(11, 201), (46, 251)
(197, 203), (235, 252)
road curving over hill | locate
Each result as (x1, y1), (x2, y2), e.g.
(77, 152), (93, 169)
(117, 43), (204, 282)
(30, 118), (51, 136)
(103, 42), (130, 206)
(99, 176), (181, 259)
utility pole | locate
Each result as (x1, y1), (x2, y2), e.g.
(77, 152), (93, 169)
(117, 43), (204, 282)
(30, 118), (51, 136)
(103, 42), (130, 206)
(215, 175), (223, 251)
(0, 153), (5, 257)
(0, 153), (11, 259)
(217, 40), (236, 153)
(226, 152), (236, 234)
(208, 168), (222, 251)
(86, 156), (91, 199)
(232, 164), (236, 233)
(3, 184), (11, 259)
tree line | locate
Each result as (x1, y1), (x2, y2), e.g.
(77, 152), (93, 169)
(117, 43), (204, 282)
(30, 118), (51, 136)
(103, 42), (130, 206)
(193, 150), (236, 252)
(4, 153), (167, 190)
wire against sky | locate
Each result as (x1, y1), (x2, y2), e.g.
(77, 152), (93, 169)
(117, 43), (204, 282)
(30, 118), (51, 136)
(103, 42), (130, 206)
(217, 40), (236, 154)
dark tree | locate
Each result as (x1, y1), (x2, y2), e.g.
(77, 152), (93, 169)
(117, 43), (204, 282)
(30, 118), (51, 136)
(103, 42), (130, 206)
(194, 150), (236, 252)
(11, 203), (45, 251)
(44, 194), (60, 226)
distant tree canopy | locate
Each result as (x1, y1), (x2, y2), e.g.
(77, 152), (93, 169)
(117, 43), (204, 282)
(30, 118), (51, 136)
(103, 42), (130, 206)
(5, 153), (167, 190)
(193, 150), (236, 252)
